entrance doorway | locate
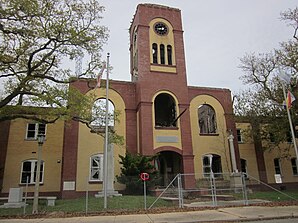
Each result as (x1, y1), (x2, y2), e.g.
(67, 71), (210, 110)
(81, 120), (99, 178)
(157, 151), (182, 186)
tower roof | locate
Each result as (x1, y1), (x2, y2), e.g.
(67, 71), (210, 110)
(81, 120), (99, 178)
(130, 3), (180, 31)
(137, 3), (180, 12)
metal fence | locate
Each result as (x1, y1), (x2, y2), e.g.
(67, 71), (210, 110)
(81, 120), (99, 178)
(148, 172), (298, 209)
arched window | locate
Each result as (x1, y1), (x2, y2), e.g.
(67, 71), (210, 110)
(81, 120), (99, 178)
(167, 45), (172, 65)
(152, 43), (158, 64)
(154, 93), (176, 127)
(198, 104), (217, 134)
(160, 44), (165, 64)
(91, 99), (114, 127)
(20, 160), (44, 184)
(90, 154), (103, 181)
(202, 154), (222, 178)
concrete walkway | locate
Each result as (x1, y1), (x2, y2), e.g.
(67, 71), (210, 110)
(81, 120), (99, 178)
(0, 205), (297, 223)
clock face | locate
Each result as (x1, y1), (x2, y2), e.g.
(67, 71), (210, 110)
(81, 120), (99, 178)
(154, 22), (168, 36)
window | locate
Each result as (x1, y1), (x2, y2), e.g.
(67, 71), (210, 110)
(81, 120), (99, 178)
(90, 154), (103, 181)
(160, 44), (165, 64)
(202, 154), (222, 178)
(26, 123), (46, 140)
(91, 99), (114, 127)
(20, 160), (44, 184)
(154, 93), (176, 127)
(237, 129), (243, 143)
(167, 45), (172, 65)
(198, 104), (217, 134)
(274, 158), (282, 175)
(240, 159), (248, 178)
(291, 158), (298, 175)
(152, 43), (158, 64)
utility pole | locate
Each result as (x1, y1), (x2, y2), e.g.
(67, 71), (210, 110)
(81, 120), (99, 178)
(103, 53), (110, 209)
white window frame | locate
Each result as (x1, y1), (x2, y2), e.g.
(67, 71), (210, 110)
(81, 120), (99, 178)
(89, 154), (104, 182)
(202, 155), (213, 177)
(25, 123), (46, 140)
(20, 160), (44, 184)
(202, 154), (222, 178)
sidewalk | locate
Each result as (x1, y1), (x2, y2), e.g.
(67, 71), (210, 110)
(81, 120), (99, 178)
(0, 205), (297, 223)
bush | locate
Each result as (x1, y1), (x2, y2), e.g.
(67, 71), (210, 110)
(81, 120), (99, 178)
(117, 153), (160, 194)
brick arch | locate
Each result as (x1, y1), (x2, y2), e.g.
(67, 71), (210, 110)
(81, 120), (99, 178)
(154, 146), (182, 155)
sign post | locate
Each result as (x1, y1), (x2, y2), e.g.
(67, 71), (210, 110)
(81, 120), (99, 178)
(140, 172), (149, 210)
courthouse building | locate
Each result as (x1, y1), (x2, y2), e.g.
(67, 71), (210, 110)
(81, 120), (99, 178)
(0, 4), (297, 198)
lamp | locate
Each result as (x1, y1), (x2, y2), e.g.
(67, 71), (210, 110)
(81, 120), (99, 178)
(32, 133), (45, 214)
(37, 134), (45, 145)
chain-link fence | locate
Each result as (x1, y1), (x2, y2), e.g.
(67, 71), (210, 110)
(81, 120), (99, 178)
(1, 172), (298, 216)
(148, 172), (298, 209)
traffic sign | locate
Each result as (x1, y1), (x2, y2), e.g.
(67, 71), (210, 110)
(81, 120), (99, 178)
(140, 172), (149, 181)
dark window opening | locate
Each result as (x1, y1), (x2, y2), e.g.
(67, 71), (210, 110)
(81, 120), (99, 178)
(291, 158), (298, 175)
(241, 158), (248, 178)
(167, 45), (172, 65)
(237, 129), (243, 142)
(203, 154), (222, 178)
(154, 93), (176, 127)
(152, 43), (158, 64)
(160, 44), (165, 64)
(274, 158), (281, 174)
(198, 104), (217, 134)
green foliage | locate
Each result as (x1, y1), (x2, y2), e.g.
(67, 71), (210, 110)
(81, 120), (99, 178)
(0, 0), (126, 144)
(0, 0), (108, 122)
(117, 153), (160, 195)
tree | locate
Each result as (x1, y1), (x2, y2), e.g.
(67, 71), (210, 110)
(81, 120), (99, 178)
(0, 0), (109, 125)
(117, 153), (160, 195)
(234, 7), (298, 155)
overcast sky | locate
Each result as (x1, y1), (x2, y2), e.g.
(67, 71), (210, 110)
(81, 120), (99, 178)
(97, 0), (297, 93)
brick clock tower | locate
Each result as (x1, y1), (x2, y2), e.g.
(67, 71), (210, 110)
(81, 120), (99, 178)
(129, 4), (196, 188)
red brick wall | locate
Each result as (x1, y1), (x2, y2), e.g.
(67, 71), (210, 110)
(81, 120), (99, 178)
(0, 121), (10, 193)
(60, 120), (79, 199)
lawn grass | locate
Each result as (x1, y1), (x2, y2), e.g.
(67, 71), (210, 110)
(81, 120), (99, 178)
(1, 190), (298, 217)
(0, 195), (174, 217)
(247, 190), (298, 201)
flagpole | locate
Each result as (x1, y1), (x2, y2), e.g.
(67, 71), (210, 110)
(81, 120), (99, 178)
(282, 83), (298, 162)
(103, 53), (110, 209)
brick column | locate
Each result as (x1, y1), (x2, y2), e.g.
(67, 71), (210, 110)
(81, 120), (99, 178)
(60, 120), (79, 198)
(0, 121), (10, 193)
(138, 102), (154, 156)
(182, 155), (196, 189)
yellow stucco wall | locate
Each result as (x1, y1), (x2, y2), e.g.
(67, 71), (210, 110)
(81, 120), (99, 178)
(2, 119), (64, 193)
(76, 88), (126, 192)
(236, 122), (298, 184)
(263, 145), (298, 184)
(149, 18), (177, 73)
(189, 95), (231, 178)
(236, 123), (260, 180)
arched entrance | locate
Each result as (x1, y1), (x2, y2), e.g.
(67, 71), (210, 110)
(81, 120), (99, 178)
(157, 151), (182, 186)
